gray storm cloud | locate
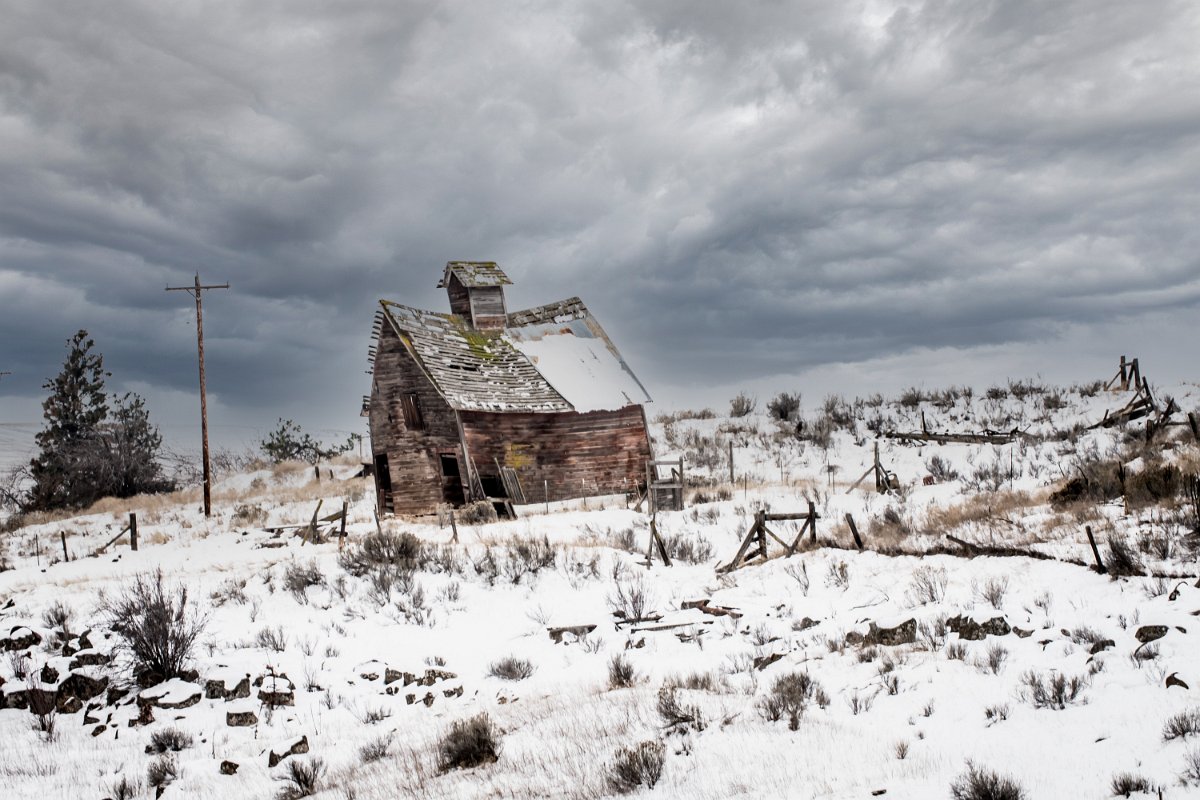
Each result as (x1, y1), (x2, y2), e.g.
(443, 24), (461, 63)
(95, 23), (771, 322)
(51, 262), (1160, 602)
(1, 0), (1198, 438)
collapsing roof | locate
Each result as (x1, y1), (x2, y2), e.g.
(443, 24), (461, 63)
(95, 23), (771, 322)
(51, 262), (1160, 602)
(378, 296), (652, 414)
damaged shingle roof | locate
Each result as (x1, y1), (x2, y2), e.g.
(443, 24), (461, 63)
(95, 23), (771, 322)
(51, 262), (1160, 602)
(436, 261), (513, 288)
(377, 295), (652, 414)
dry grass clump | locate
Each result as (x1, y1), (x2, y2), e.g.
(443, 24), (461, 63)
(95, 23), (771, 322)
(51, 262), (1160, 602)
(438, 713), (501, 771)
(608, 740), (665, 794)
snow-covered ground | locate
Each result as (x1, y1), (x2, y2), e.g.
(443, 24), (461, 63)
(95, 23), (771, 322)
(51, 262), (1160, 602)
(2, 379), (1199, 798)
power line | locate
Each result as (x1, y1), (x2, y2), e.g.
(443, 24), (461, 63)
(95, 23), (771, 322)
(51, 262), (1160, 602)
(166, 275), (229, 518)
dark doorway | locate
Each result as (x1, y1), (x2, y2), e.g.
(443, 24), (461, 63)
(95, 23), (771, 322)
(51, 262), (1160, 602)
(374, 454), (394, 514)
(439, 453), (465, 506)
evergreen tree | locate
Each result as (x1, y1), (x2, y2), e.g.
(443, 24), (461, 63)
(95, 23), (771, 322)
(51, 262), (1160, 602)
(28, 330), (110, 510)
(27, 331), (172, 510)
(103, 392), (172, 499)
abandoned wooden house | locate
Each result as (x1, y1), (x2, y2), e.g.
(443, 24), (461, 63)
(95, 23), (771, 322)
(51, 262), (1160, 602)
(365, 261), (654, 516)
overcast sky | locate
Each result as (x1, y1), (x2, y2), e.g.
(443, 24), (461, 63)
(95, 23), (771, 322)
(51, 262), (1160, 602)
(2, 0), (1198, 452)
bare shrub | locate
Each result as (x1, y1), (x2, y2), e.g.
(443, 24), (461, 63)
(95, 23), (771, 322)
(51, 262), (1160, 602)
(974, 577), (1009, 609)
(758, 671), (820, 730)
(256, 626), (288, 653)
(926, 455), (960, 482)
(784, 561), (809, 595)
(950, 762), (1026, 800)
(109, 776), (142, 800)
(978, 643), (1009, 675)
(438, 713), (500, 771)
(501, 535), (556, 584)
(767, 392), (802, 422)
(1021, 670), (1088, 709)
(906, 565), (948, 606)
(359, 736), (390, 763)
(27, 675), (56, 741)
(661, 533), (715, 565)
(147, 727), (193, 753)
(488, 656), (535, 681)
(730, 392), (756, 418)
(1163, 709), (1200, 741)
(946, 641), (968, 661)
(609, 655), (638, 689)
(608, 740), (665, 794)
(894, 740), (909, 760)
(146, 755), (178, 791)
(846, 691), (875, 715)
(1106, 535), (1144, 577)
(283, 560), (324, 602)
(97, 569), (208, 683)
(609, 574), (654, 622)
(338, 530), (423, 577)
(210, 577), (249, 606)
(657, 686), (705, 732)
(41, 601), (72, 639)
(275, 757), (326, 800)
(1184, 749), (1200, 784)
(1110, 772), (1153, 797)
(824, 560), (850, 590)
(984, 704), (1009, 724)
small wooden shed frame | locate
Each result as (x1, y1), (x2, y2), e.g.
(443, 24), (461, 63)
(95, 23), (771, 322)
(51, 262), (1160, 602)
(365, 262), (654, 516)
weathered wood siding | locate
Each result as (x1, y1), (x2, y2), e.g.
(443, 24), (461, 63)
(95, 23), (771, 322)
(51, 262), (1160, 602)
(445, 274), (472, 319)
(468, 286), (507, 330)
(460, 406), (651, 502)
(369, 326), (464, 515)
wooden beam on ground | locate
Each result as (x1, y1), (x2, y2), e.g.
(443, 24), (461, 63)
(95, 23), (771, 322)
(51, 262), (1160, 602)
(1086, 526), (1106, 574)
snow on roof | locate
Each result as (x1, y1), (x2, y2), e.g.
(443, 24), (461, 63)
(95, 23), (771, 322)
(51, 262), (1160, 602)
(378, 296), (651, 414)
(506, 313), (652, 413)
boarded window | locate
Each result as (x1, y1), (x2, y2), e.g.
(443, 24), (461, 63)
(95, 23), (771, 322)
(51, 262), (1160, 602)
(400, 393), (424, 430)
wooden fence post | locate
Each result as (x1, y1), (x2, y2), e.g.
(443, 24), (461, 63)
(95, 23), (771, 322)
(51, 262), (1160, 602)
(60, 531), (69, 562)
(1085, 526), (1105, 574)
(728, 440), (734, 485)
(338, 501), (348, 550)
(808, 501), (817, 544)
(129, 513), (138, 552)
(845, 513), (863, 550)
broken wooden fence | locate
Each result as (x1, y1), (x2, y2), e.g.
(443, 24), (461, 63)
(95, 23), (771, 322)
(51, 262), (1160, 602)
(93, 513), (139, 557)
(719, 504), (820, 573)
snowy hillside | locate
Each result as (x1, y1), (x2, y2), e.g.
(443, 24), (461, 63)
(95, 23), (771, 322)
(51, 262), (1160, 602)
(1, 377), (1199, 799)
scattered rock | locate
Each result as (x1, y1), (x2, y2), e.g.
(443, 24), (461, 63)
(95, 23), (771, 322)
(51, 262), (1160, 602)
(57, 695), (82, 714)
(1089, 639), (1116, 654)
(226, 704), (258, 726)
(220, 761), (239, 775)
(257, 674), (295, 707)
(402, 669), (457, 687)
(1012, 627), (1033, 638)
(948, 615), (1011, 641)
(1, 627), (41, 651)
(130, 703), (155, 727)
(443, 686), (463, 699)
(268, 735), (309, 767)
(753, 653), (783, 671)
(1135, 625), (1168, 644)
(205, 674), (250, 701)
(60, 671), (109, 704)
(848, 619), (918, 647)
(68, 650), (111, 670)
(139, 679), (203, 710)
(91, 724), (107, 737)
(39, 664), (60, 684)
(384, 668), (403, 685)
(795, 617), (820, 632)
(107, 686), (129, 706)
(548, 624), (599, 644)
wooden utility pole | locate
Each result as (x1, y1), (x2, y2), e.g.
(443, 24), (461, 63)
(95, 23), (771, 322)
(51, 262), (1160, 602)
(166, 274), (228, 518)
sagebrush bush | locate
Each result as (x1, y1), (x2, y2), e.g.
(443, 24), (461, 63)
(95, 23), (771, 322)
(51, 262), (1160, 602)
(338, 530), (423, 577)
(147, 726), (193, 754)
(274, 757), (326, 800)
(950, 762), (1026, 800)
(609, 655), (637, 689)
(501, 535), (556, 584)
(758, 671), (822, 730)
(283, 560), (324, 601)
(608, 740), (665, 794)
(1106, 535), (1144, 577)
(488, 656), (535, 681)
(109, 776), (142, 800)
(1110, 772), (1153, 797)
(729, 392), (756, 418)
(457, 500), (498, 525)
(657, 686), (705, 732)
(906, 565), (948, 606)
(146, 755), (178, 790)
(359, 736), (390, 763)
(1021, 670), (1088, 709)
(97, 569), (208, 683)
(1163, 709), (1200, 741)
(438, 714), (500, 771)
(767, 392), (801, 422)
